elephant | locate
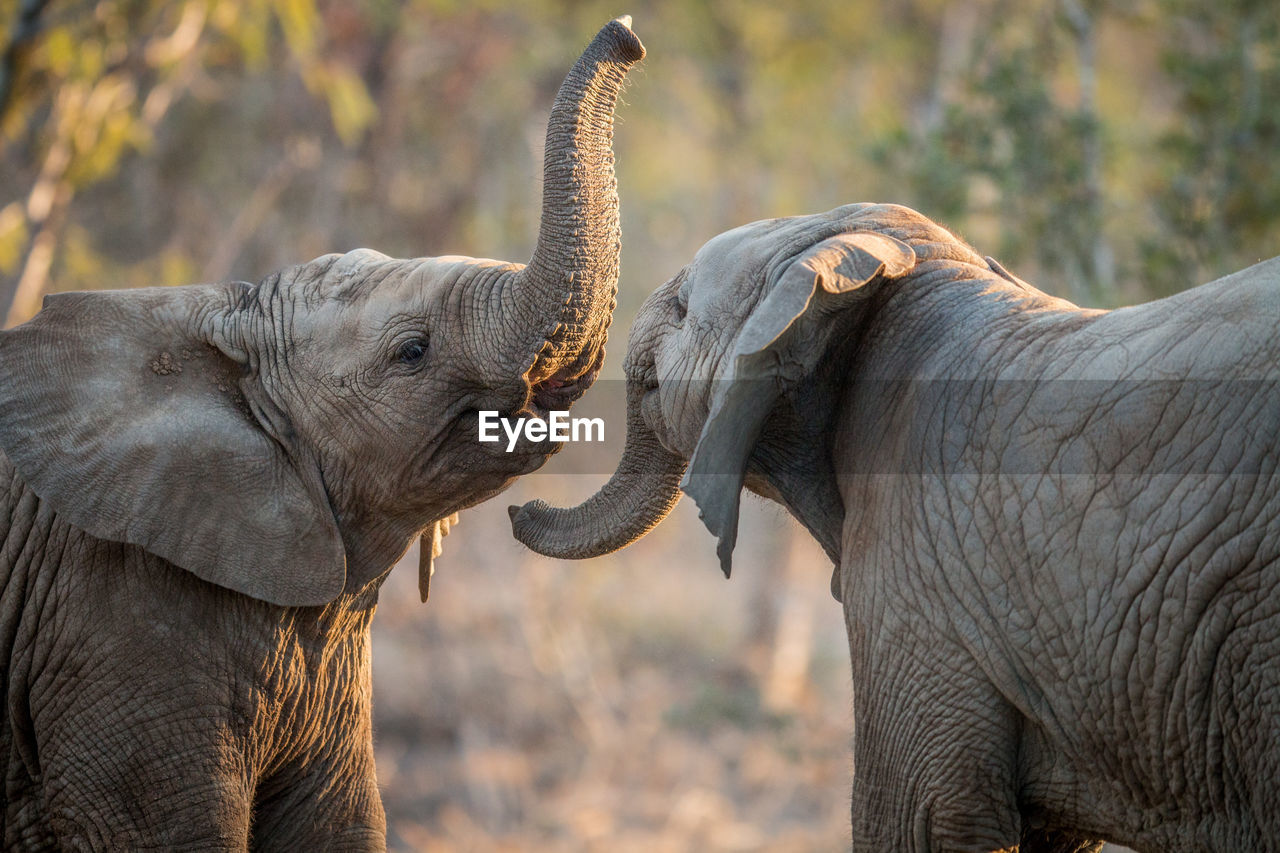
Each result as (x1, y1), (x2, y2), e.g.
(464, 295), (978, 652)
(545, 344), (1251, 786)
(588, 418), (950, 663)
(511, 202), (1280, 852)
(0, 17), (643, 850)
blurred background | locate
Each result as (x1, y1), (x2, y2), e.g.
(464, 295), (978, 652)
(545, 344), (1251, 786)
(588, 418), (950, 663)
(1, 0), (1276, 849)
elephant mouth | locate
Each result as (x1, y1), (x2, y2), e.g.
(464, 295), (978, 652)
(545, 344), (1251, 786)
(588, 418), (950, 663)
(465, 349), (605, 463)
(528, 348), (605, 417)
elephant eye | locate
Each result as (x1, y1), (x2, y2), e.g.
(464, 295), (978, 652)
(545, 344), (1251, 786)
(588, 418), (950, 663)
(395, 337), (429, 366)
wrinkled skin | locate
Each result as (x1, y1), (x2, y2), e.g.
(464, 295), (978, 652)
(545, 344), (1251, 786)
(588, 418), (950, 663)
(0, 18), (643, 850)
(513, 203), (1280, 852)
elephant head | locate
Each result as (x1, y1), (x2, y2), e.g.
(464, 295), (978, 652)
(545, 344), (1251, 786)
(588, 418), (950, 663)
(0, 18), (644, 607)
(511, 203), (981, 578)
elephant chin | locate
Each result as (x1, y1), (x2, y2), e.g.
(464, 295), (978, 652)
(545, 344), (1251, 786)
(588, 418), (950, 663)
(509, 380), (687, 558)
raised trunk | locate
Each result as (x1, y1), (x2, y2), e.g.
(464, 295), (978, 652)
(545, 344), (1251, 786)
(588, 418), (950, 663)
(509, 381), (685, 558)
(507, 17), (644, 390)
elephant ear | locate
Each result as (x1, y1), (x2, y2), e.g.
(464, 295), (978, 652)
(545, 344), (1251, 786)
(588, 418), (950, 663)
(0, 286), (347, 607)
(681, 231), (915, 577)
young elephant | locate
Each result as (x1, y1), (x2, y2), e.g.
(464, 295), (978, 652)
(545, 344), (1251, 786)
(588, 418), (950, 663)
(0, 18), (643, 850)
(513, 202), (1280, 852)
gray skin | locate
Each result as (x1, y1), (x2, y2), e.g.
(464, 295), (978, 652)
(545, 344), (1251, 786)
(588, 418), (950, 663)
(0, 18), (643, 851)
(512, 202), (1280, 852)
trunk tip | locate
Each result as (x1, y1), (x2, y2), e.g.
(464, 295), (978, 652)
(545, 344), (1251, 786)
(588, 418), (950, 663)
(598, 16), (645, 63)
(508, 500), (544, 546)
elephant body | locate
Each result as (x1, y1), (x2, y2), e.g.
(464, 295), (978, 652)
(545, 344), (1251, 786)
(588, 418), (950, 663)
(1, 453), (383, 848)
(835, 239), (1280, 850)
(514, 203), (1280, 851)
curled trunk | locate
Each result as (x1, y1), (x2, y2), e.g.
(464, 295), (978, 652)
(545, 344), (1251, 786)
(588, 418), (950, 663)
(510, 381), (685, 557)
(506, 17), (645, 386)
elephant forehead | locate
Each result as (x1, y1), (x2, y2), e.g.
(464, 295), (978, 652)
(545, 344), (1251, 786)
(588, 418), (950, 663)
(684, 205), (884, 296)
(285, 253), (508, 329)
(675, 200), (986, 342)
(275, 253), (527, 375)
(683, 226), (789, 317)
(290, 251), (513, 304)
(690, 202), (973, 285)
(694, 216), (816, 274)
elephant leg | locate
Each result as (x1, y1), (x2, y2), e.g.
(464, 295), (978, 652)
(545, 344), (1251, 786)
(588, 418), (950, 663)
(249, 739), (385, 852)
(38, 721), (252, 850)
(849, 666), (1024, 852)
(1018, 829), (1104, 853)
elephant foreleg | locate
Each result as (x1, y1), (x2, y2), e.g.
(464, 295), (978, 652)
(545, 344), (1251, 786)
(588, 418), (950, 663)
(39, 734), (253, 850)
(1018, 829), (1104, 853)
(849, 670), (1025, 852)
(248, 740), (385, 852)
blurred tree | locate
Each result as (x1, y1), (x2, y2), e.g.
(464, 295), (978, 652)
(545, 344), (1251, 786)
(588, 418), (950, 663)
(874, 0), (1277, 305)
(0, 0), (50, 119)
(1141, 0), (1280, 295)
(0, 0), (377, 325)
(876, 0), (1116, 304)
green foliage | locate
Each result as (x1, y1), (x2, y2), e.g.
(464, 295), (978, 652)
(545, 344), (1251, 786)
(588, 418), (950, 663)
(875, 0), (1114, 303)
(0, 0), (381, 321)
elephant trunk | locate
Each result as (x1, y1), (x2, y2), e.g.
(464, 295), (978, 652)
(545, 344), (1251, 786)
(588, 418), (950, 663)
(509, 17), (644, 390)
(509, 381), (686, 558)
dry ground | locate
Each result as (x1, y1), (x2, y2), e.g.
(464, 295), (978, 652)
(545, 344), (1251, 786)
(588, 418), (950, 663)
(372, 470), (855, 851)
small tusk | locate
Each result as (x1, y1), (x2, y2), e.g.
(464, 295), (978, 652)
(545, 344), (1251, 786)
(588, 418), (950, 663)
(418, 513), (461, 603)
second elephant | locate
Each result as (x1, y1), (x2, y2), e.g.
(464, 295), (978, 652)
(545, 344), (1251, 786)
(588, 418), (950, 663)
(513, 202), (1280, 852)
